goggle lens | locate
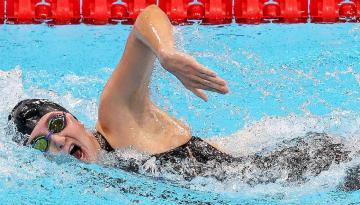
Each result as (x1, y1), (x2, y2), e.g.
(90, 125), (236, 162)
(32, 137), (49, 152)
(48, 114), (66, 133)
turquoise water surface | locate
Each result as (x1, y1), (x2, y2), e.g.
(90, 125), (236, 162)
(0, 23), (360, 204)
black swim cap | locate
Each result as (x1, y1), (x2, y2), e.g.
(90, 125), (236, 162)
(8, 99), (69, 145)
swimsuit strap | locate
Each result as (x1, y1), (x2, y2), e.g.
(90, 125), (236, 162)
(93, 130), (114, 152)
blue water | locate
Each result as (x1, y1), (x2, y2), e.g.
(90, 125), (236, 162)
(0, 23), (360, 204)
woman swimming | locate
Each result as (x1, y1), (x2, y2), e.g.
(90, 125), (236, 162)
(8, 5), (359, 189)
(9, 5), (229, 163)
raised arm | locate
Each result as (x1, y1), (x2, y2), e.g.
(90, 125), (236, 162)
(102, 5), (228, 105)
(98, 5), (228, 126)
(134, 5), (229, 101)
(96, 5), (229, 150)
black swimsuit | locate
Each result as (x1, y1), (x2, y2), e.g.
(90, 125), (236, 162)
(93, 131), (115, 152)
(93, 131), (233, 163)
(93, 131), (236, 179)
(93, 131), (354, 185)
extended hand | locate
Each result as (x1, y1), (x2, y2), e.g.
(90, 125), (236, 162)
(159, 50), (229, 102)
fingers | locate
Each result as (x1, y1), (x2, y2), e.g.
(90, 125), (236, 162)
(188, 60), (228, 88)
(174, 52), (230, 101)
(197, 72), (227, 86)
(190, 88), (208, 102)
(187, 56), (216, 77)
(189, 60), (217, 77)
(189, 75), (229, 94)
(192, 82), (225, 93)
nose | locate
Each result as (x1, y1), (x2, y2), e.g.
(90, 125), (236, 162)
(49, 134), (66, 151)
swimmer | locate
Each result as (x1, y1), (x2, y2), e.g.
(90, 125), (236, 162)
(7, 5), (359, 189)
(9, 5), (229, 164)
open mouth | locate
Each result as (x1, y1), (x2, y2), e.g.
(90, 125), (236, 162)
(69, 145), (83, 160)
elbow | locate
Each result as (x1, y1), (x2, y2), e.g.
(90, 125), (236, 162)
(135, 5), (168, 26)
(141, 4), (162, 14)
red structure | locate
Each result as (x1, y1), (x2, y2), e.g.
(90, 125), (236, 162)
(235, 0), (307, 24)
(3, 0), (360, 24)
(111, 3), (129, 20)
(47, 0), (80, 24)
(310, 0), (359, 22)
(234, 0), (262, 23)
(82, 0), (155, 25)
(187, 3), (205, 20)
(7, 0), (40, 24)
(6, 0), (80, 24)
(200, 0), (232, 24)
(0, 0), (4, 24)
(34, 4), (51, 19)
(278, 0), (308, 23)
(158, 0), (190, 24)
(121, 0), (156, 24)
(159, 0), (231, 24)
(83, 0), (116, 24)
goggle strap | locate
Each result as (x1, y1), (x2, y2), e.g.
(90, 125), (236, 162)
(45, 132), (53, 140)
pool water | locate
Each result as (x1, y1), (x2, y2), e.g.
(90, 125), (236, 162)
(0, 23), (360, 204)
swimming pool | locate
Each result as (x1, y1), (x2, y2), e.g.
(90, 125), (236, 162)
(0, 23), (360, 204)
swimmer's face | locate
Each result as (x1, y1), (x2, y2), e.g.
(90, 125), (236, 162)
(28, 111), (100, 162)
